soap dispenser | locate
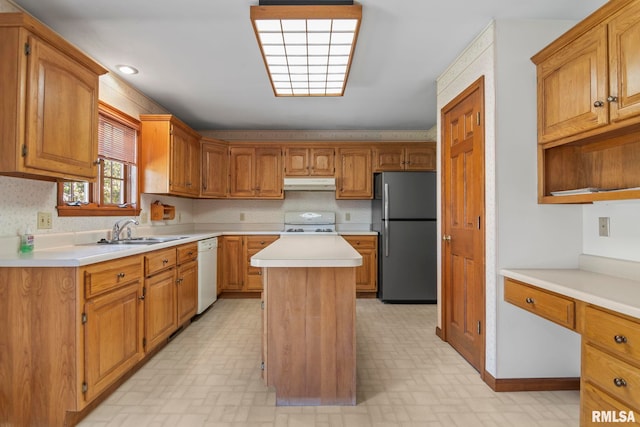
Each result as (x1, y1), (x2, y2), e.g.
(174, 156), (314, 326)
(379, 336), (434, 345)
(20, 228), (34, 253)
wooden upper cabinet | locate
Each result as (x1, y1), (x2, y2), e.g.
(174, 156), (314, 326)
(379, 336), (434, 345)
(535, 24), (609, 144)
(608, 1), (640, 123)
(336, 147), (372, 199)
(373, 143), (436, 171)
(229, 145), (283, 199)
(533, 0), (640, 203)
(201, 138), (228, 198)
(140, 114), (201, 197)
(284, 147), (335, 176)
(0, 13), (107, 181)
(532, 0), (640, 145)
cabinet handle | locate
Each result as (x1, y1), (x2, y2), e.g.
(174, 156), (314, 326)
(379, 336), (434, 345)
(593, 100), (604, 107)
(188, 251), (194, 256)
(525, 297), (535, 304)
(162, 259), (169, 265)
(258, 271), (262, 275)
(117, 272), (126, 279)
(607, 95), (618, 103)
(442, 235), (451, 241)
(139, 294), (145, 300)
(260, 241), (265, 245)
(614, 335), (628, 344)
(613, 377), (627, 388)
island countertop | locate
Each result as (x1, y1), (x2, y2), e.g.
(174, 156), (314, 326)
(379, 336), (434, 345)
(250, 234), (362, 268)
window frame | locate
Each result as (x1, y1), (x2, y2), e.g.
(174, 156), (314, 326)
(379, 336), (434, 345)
(57, 101), (141, 217)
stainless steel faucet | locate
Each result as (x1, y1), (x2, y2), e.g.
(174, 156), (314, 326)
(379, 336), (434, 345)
(112, 218), (139, 241)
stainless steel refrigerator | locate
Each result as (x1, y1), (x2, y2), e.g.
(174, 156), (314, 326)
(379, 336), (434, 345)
(372, 171), (437, 302)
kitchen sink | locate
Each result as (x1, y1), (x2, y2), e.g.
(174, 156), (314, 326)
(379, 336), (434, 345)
(92, 236), (188, 245)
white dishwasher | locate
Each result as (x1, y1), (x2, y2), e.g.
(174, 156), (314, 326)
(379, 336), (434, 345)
(197, 237), (218, 314)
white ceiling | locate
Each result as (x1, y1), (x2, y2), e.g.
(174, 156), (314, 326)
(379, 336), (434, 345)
(12, 0), (606, 131)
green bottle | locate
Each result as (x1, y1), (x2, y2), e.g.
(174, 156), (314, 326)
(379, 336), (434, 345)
(20, 228), (34, 253)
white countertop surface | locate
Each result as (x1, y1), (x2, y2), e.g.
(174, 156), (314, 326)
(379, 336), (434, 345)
(1, 233), (219, 267)
(501, 268), (640, 319)
(0, 230), (376, 267)
(250, 235), (362, 268)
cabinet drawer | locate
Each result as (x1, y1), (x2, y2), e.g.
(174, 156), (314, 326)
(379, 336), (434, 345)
(246, 235), (279, 250)
(584, 306), (640, 361)
(581, 382), (639, 426)
(177, 243), (197, 264)
(145, 248), (177, 276)
(583, 343), (640, 412)
(84, 256), (142, 298)
(504, 278), (575, 329)
(343, 236), (377, 249)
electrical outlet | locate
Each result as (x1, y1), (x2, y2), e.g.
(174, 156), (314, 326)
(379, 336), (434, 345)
(345, 212), (351, 221)
(37, 211), (52, 229)
(240, 212), (245, 221)
(598, 217), (610, 237)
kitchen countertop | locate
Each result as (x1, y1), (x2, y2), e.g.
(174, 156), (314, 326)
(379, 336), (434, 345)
(501, 267), (640, 319)
(0, 230), (376, 267)
(250, 235), (362, 268)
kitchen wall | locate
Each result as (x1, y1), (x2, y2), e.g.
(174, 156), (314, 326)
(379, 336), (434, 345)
(583, 202), (640, 262)
(194, 191), (371, 232)
(436, 19), (585, 379)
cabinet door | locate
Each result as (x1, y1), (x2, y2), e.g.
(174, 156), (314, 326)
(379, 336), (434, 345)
(373, 147), (404, 171)
(177, 259), (198, 325)
(343, 236), (377, 292)
(201, 142), (228, 197)
(284, 147), (309, 176)
(309, 148), (335, 176)
(404, 146), (436, 171)
(337, 148), (372, 199)
(536, 24), (609, 143)
(220, 236), (244, 290)
(608, 2), (640, 123)
(145, 268), (177, 351)
(24, 36), (98, 179)
(186, 134), (201, 196)
(84, 281), (143, 402)
(246, 235), (279, 291)
(229, 147), (255, 197)
(169, 125), (195, 195)
(255, 148), (283, 198)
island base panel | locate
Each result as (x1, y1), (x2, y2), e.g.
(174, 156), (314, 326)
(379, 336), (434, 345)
(264, 267), (356, 406)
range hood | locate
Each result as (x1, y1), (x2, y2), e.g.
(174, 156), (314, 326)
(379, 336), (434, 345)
(283, 177), (337, 191)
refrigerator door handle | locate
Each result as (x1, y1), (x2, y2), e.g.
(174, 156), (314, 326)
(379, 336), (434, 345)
(384, 182), (390, 257)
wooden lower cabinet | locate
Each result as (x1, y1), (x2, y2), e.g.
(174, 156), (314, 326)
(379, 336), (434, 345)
(177, 259), (198, 325)
(0, 243), (199, 426)
(503, 277), (640, 425)
(219, 235), (279, 293)
(342, 235), (378, 294)
(581, 306), (640, 425)
(84, 281), (144, 402)
(145, 268), (178, 350)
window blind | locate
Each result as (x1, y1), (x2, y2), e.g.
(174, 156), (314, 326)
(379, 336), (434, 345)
(98, 113), (137, 164)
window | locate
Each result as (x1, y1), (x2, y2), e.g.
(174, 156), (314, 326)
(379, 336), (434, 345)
(57, 102), (141, 217)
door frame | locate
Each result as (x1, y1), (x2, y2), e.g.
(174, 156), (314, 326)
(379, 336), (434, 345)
(439, 76), (486, 378)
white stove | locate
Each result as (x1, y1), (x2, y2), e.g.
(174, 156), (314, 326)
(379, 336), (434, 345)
(282, 211), (337, 234)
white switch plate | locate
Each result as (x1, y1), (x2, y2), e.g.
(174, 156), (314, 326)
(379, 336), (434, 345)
(598, 217), (610, 237)
(37, 211), (52, 229)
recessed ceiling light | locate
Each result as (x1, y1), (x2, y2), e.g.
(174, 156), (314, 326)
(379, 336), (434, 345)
(117, 65), (139, 75)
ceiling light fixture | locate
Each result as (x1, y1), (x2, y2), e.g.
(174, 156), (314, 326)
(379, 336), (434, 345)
(116, 65), (139, 75)
(250, 1), (362, 97)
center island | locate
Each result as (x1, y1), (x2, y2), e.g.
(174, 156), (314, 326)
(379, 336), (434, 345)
(250, 234), (363, 406)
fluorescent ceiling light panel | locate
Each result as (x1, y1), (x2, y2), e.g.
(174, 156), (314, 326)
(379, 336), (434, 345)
(250, 3), (362, 97)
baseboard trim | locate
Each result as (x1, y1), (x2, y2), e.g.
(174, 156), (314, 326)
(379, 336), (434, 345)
(483, 371), (580, 392)
(435, 326), (443, 340)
